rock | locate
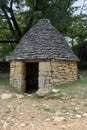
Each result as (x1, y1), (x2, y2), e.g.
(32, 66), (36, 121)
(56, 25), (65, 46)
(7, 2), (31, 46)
(51, 89), (60, 93)
(53, 122), (57, 125)
(36, 87), (51, 97)
(61, 125), (66, 129)
(75, 114), (81, 119)
(3, 121), (9, 128)
(52, 116), (65, 122)
(45, 118), (50, 122)
(15, 123), (17, 126)
(20, 123), (26, 127)
(24, 93), (31, 97)
(75, 107), (80, 110)
(83, 113), (87, 117)
(1, 93), (12, 100)
(16, 94), (24, 99)
(66, 112), (69, 115)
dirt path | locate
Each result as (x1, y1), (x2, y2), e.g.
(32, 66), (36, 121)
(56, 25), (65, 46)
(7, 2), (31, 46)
(0, 86), (87, 130)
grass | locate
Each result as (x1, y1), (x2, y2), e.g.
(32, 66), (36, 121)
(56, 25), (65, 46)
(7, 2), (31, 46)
(43, 106), (56, 113)
(50, 71), (87, 99)
(0, 71), (87, 99)
(0, 72), (21, 93)
(44, 92), (64, 99)
(37, 105), (56, 113)
(29, 93), (40, 100)
(52, 77), (87, 92)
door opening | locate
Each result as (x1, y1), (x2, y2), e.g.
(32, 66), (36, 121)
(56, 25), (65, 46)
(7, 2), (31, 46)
(26, 63), (39, 93)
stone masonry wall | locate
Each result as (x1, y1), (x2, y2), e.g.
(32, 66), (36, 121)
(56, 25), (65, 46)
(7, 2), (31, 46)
(10, 60), (26, 91)
(39, 62), (52, 88)
(10, 59), (78, 92)
(39, 60), (78, 88)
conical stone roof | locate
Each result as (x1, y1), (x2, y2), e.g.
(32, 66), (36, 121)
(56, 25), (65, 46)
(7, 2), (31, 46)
(8, 19), (78, 61)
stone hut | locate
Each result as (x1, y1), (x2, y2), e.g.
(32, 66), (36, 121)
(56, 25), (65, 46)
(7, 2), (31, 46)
(8, 19), (78, 93)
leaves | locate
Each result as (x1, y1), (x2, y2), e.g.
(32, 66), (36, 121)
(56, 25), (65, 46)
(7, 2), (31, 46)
(67, 13), (87, 44)
(0, 0), (85, 60)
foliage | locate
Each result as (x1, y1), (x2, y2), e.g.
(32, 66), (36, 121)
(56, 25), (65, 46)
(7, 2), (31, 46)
(0, 0), (83, 60)
(67, 13), (87, 46)
(0, 43), (16, 60)
(25, 0), (76, 34)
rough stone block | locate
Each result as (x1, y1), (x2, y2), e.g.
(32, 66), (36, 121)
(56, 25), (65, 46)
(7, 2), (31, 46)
(38, 76), (45, 88)
(39, 62), (51, 71)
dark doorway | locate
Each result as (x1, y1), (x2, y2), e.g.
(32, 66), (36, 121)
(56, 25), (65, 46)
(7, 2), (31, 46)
(26, 63), (39, 93)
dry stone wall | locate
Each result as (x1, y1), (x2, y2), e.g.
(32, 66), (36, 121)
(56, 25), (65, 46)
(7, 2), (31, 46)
(39, 62), (52, 88)
(39, 60), (78, 88)
(10, 60), (26, 91)
(10, 59), (78, 92)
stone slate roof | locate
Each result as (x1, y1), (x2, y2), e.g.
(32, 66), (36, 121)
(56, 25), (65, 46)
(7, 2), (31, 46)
(8, 19), (78, 61)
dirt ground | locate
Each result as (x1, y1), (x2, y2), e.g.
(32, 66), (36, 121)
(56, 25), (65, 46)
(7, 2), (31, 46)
(0, 85), (87, 130)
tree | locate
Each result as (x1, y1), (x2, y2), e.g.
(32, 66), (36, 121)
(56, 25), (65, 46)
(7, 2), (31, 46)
(68, 14), (87, 46)
(0, 0), (78, 60)
(0, 0), (78, 41)
(67, 0), (87, 46)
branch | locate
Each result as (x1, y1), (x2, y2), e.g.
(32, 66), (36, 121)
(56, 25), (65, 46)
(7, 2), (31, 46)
(80, 0), (86, 14)
(10, 0), (13, 9)
(24, 0), (40, 33)
(10, 9), (22, 37)
(3, 3), (22, 38)
(64, 0), (71, 10)
(1, 7), (14, 33)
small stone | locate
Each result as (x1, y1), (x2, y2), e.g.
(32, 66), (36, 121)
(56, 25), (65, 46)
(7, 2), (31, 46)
(61, 97), (65, 100)
(15, 123), (18, 126)
(75, 107), (80, 110)
(75, 114), (81, 118)
(16, 94), (24, 99)
(20, 123), (26, 127)
(66, 112), (69, 115)
(27, 94), (32, 97)
(36, 87), (51, 97)
(53, 122), (57, 125)
(71, 102), (75, 106)
(3, 121), (9, 128)
(31, 123), (35, 128)
(53, 116), (65, 122)
(45, 118), (50, 122)
(24, 93), (31, 97)
(1, 93), (12, 100)
(61, 125), (66, 129)
(83, 113), (87, 117)
(51, 89), (59, 93)
(71, 116), (75, 119)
